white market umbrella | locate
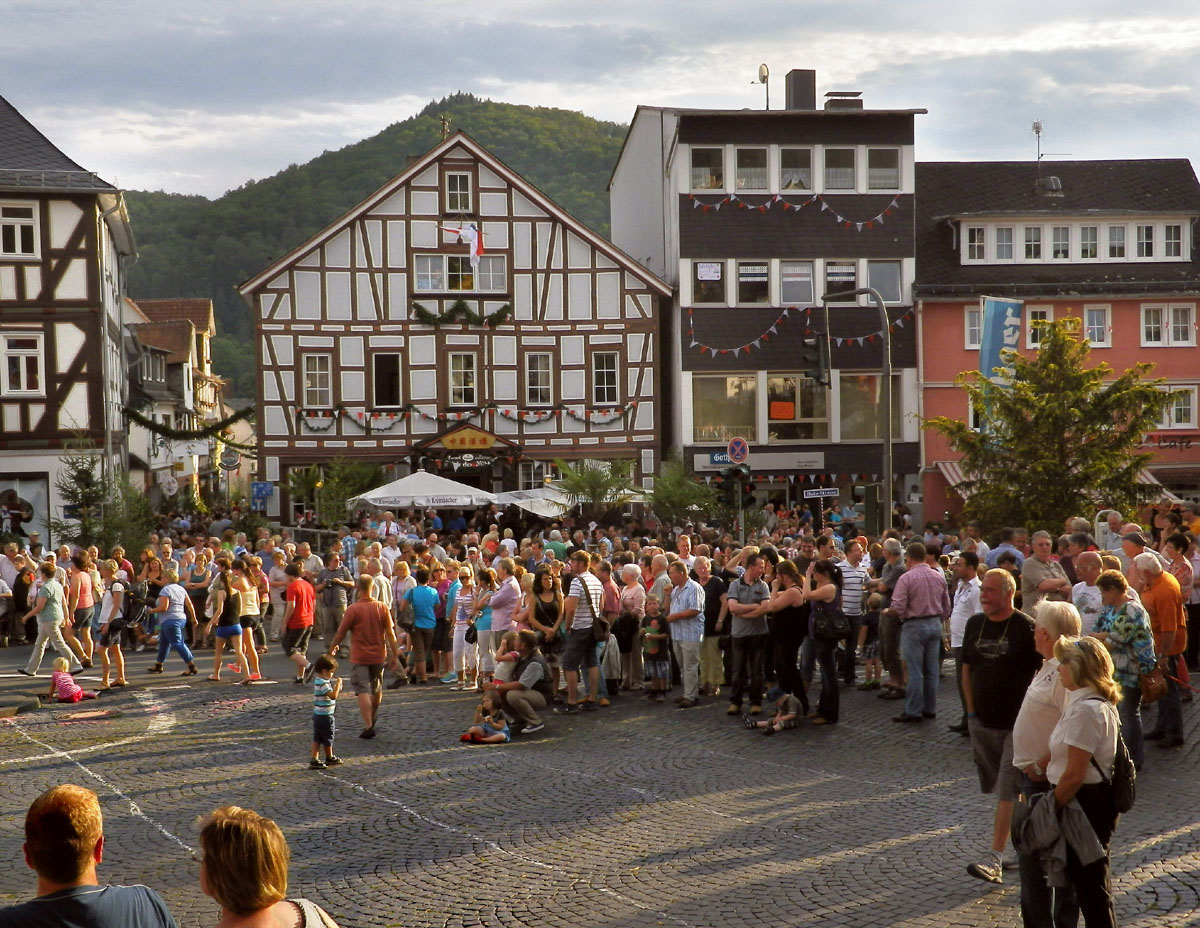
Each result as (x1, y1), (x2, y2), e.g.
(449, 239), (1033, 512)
(493, 486), (574, 519)
(350, 470), (497, 509)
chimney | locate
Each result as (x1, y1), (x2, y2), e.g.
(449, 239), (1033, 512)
(784, 69), (817, 110)
(825, 91), (864, 111)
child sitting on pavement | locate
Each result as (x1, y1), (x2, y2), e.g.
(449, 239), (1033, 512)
(460, 689), (511, 744)
(745, 686), (801, 735)
(48, 657), (100, 703)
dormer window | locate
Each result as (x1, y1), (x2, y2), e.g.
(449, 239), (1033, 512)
(445, 173), (472, 213)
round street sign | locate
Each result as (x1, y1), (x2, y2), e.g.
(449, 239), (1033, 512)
(161, 475), (179, 496)
(218, 449), (241, 471)
(727, 437), (750, 465)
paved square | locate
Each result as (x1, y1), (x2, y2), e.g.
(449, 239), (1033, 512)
(0, 647), (1196, 928)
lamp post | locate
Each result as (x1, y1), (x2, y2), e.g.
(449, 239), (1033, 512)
(821, 287), (892, 534)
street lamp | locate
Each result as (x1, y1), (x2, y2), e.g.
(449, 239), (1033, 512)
(821, 286), (893, 534)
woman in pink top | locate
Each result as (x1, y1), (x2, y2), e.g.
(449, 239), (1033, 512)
(489, 558), (522, 635)
(66, 554), (95, 667)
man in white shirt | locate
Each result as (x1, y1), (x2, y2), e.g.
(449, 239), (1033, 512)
(963, 522), (990, 563)
(380, 535), (403, 570)
(1071, 551), (1104, 635)
(947, 552), (982, 735)
(377, 511), (402, 540)
(0, 543), (18, 589)
(675, 535), (696, 571)
(837, 540), (872, 685)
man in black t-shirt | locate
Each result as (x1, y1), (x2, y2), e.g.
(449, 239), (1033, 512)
(0, 784), (177, 927)
(961, 568), (1041, 887)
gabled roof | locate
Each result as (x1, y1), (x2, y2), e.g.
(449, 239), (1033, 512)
(130, 320), (196, 365)
(0, 94), (116, 193)
(238, 131), (672, 298)
(133, 298), (216, 336)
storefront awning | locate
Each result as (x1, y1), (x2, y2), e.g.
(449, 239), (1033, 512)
(935, 461), (1183, 503)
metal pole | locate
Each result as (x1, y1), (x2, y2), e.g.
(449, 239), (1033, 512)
(737, 480), (745, 547)
(822, 287), (893, 535)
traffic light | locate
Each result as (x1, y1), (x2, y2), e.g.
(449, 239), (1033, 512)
(721, 464), (754, 508)
(798, 334), (831, 387)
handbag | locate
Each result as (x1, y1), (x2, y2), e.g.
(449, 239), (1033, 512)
(811, 598), (850, 641)
(1139, 665), (1167, 704)
(464, 623), (478, 645)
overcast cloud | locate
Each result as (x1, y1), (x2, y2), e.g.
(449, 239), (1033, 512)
(2, 1), (1199, 197)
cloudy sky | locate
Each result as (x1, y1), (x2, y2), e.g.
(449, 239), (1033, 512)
(3, 1), (1199, 198)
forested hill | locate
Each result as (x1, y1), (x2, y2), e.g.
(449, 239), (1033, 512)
(124, 93), (629, 395)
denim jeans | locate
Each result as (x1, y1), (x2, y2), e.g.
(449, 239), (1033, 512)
(1117, 685), (1143, 768)
(811, 637), (839, 722)
(900, 617), (942, 718)
(730, 634), (768, 707)
(156, 619), (195, 666)
(1017, 775), (1079, 928)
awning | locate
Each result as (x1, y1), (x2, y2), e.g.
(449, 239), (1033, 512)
(935, 461), (1184, 503)
(1140, 469), (1185, 504)
(349, 470), (497, 509)
(493, 487), (573, 519)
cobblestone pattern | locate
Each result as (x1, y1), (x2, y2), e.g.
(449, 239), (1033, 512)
(0, 647), (1195, 928)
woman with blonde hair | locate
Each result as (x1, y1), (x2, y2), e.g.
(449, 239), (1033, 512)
(197, 805), (340, 927)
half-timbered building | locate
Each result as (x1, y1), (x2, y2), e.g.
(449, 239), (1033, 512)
(239, 132), (671, 519)
(0, 94), (135, 542)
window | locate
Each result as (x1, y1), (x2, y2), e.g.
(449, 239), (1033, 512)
(867, 149), (900, 189)
(780, 149), (812, 190)
(692, 375), (756, 443)
(302, 354), (332, 408)
(737, 261), (769, 304)
(592, 352), (619, 406)
(445, 173), (472, 213)
(1143, 305), (1165, 344)
(1080, 226), (1098, 259)
(1137, 224), (1154, 258)
(525, 353), (553, 406)
(780, 261), (814, 304)
(767, 375), (828, 440)
(1142, 304), (1195, 347)
(0, 203), (36, 257)
(735, 148), (768, 190)
(824, 261), (857, 301)
(1165, 224), (1183, 258)
(995, 227), (1013, 261)
(519, 461), (558, 490)
(692, 261), (725, 304)
(449, 353), (477, 406)
(1052, 226), (1070, 260)
(372, 354), (402, 407)
(839, 374), (902, 441)
(824, 149), (855, 190)
(414, 254), (506, 292)
(867, 260), (902, 303)
(1084, 305), (1110, 347)
(690, 148), (724, 190)
(1, 333), (44, 396)
(1108, 226), (1125, 259)
(1162, 387), (1197, 429)
(140, 350), (165, 384)
(966, 227), (985, 261)
(1027, 306), (1053, 348)
(964, 306), (982, 349)
(1171, 305), (1194, 345)
(1024, 227), (1041, 260)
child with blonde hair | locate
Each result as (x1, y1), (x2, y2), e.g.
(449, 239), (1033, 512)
(493, 630), (521, 683)
(48, 657), (99, 703)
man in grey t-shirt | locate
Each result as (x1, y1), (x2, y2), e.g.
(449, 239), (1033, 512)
(718, 553), (770, 714)
(315, 552), (354, 643)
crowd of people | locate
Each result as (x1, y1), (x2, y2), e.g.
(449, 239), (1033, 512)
(1, 497), (1197, 927)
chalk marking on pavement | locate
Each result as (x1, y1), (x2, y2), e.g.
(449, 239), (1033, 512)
(3, 691), (193, 853)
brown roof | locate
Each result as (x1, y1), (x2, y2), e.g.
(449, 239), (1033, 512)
(130, 321), (196, 364)
(133, 298), (215, 335)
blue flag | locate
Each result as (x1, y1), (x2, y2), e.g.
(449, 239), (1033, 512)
(979, 297), (1023, 384)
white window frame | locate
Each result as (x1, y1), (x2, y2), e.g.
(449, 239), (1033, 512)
(592, 351), (620, 406)
(1141, 303), (1196, 347)
(1026, 305), (1053, 348)
(1080, 225), (1098, 260)
(525, 352), (553, 407)
(0, 202), (38, 259)
(1165, 224), (1183, 258)
(413, 254), (506, 292)
(1159, 385), (1197, 429)
(372, 353), (403, 408)
(735, 260), (770, 305)
(1170, 304), (1196, 346)
(780, 260), (814, 305)
(995, 227), (1014, 262)
(1137, 224), (1154, 258)
(866, 259), (903, 303)
(301, 353), (333, 408)
(966, 226), (986, 262)
(1108, 226), (1126, 259)
(1024, 226), (1042, 260)
(779, 147), (812, 191)
(1051, 226), (1070, 260)
(690, 147), (724, 191)
(766, 372), (829, 442)
(1, 332), (46, 396)
(823, 148), (856, 190)
(519, 461), (559, 490)
(734, 147), (769, 191)
(866, 148), (901, 190)
(1084, 304), (1111, 348)
(692, 260), (726, 305)
(824, 261), (858, 303)
(445, 172), (472, 213)
(964, 306), (982, 350)
(448, 353), (477, 407)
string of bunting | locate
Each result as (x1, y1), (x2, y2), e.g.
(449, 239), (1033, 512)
(701, 472), (881, 485)
(688, 306), (914, 355)
(688, 192), (901, 230)
(296, 398), (643, 431)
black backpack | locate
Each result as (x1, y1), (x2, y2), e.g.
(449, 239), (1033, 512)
(1088, 698), (1136, 813)
(122, 579), (149, 627)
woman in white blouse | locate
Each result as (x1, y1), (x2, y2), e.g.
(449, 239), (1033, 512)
(1047, 636), (1120, 928)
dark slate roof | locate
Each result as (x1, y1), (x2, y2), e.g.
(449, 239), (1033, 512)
(0, 94), (115, 192)
(915, 160), (1200, 297)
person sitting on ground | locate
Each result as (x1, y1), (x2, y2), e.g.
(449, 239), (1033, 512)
(459, 689), (511, 744)
(745, 685), (802, 735)
(197, 805), (340, 927)
(47, 657), (100, 703)
(0, 784), (178, 927)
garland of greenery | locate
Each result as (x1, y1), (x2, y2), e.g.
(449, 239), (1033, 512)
(297, 399), (640, 432)
(411, 299), (512, 327)
(124, 404), (257, 453)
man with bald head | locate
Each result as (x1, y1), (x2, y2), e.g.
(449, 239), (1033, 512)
(1071, 551), (1104, 635)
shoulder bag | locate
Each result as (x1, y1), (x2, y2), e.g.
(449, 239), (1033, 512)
(811, 594), (850, 642)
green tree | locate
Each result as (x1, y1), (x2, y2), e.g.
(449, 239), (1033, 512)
(645, 452), (717, 541)
(316, 458), (386, 527)
(49, 440), (108, 549)
(925, 319), (1177, 531)
(553, 458), (636, 526)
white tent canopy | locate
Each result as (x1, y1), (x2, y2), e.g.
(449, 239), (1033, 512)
(350, 470), (497, 509)
(493, 486), (574, 519)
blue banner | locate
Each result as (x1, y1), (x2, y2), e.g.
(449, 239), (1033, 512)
(979, 296), (1023, 384)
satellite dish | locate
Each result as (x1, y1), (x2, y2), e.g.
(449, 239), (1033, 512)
(757, 63), (769, 84)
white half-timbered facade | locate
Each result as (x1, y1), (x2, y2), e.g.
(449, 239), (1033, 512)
(0, 94), (135, 543)
(239, 133), (671, 519)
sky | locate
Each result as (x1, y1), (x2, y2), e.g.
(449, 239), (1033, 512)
(3, 1), (1200, 199)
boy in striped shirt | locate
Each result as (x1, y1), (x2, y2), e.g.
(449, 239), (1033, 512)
(310, 653), (343, 769)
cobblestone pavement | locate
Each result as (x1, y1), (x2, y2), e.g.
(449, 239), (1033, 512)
(0, 644), (1196, 928)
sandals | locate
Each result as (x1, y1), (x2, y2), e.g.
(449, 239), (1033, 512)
(742, 715), (757, 729)
(111, 680), (127, 687)
(206, 675), (222, 682)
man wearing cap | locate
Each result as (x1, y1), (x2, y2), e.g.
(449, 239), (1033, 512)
(1122, 529), (1169, 593)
